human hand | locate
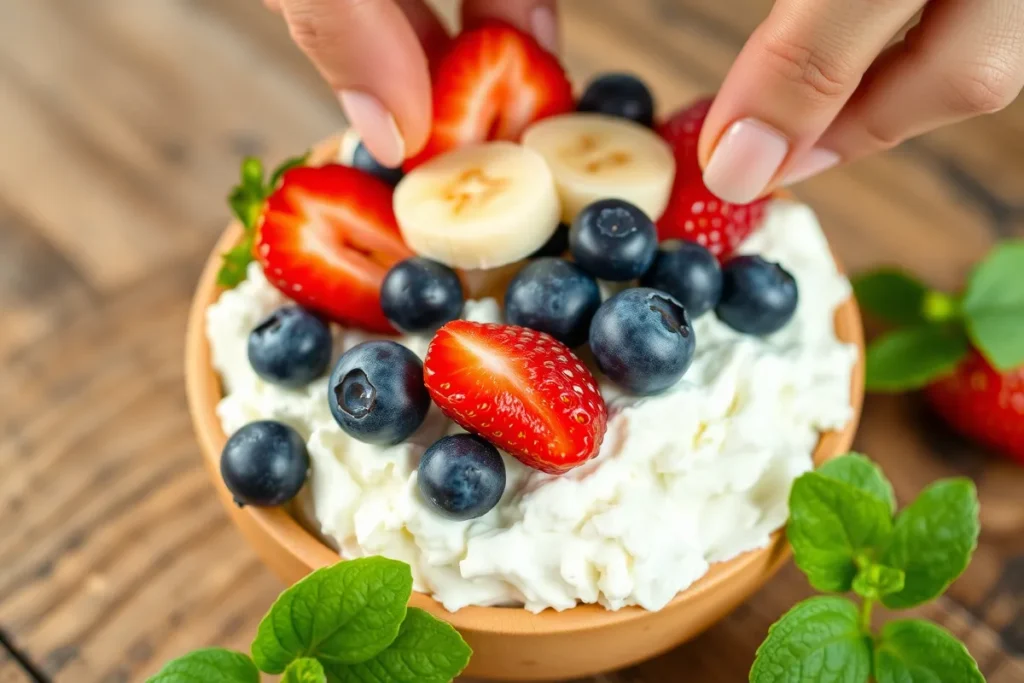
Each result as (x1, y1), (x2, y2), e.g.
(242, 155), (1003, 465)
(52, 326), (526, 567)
(699, 0), (1024, 204)
(264, 0), (558, 168)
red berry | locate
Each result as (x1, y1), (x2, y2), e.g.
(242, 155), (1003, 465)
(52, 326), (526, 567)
(423, 321), (608, 474)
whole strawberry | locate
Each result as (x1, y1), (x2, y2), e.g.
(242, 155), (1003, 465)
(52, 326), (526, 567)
(656, 99), (768, 259)
(423, 321), (607, 474)
(854, 242), (1024, 464)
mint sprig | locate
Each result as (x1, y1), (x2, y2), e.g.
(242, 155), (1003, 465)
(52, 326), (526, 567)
(217, 153), (309, 288)
(750, 453), (982, 683)
(147, 557), (472, 683)
(854, 240), (1024, 390)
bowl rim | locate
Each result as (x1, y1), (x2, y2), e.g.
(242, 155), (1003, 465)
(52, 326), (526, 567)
(185, 135), (865, 635)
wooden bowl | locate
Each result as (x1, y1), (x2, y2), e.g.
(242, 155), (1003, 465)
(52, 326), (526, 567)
(185, 137), (865, 681)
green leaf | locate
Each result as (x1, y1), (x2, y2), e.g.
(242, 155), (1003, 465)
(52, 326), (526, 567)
(865, 325), (969, 392)
(880, 479), (980, 609)
(251, 557), (414, 674)
(147, 648), (260, 683)
(962, 240), (1024, 371)
(787, 472), (893, 592)
(851, 563), (905, 600)
(853, 269), (930, 326)
(270, 152), (310, 190)
(216, 238), (256, 288)
(818, 453), (896, 513)
(322, 608), (472, 683)
(228, 186), (263, 231)
(749, 596), (871, 683)
(241, 157), (265, 195)
(284, 658), (327, 683)
(874, 619), (984, 683)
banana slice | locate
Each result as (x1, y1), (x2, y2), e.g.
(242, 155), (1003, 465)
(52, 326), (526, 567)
(393, 142), (561, 270)
(522, 113), (676, 223)
(336, 128), (362, 165)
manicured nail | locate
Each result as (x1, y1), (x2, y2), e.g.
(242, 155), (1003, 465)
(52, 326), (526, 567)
(337, 90), (405, 167)
(703, 118), (789, 204)
(530, 5), (559, 53)
(782, 148), (841, 186)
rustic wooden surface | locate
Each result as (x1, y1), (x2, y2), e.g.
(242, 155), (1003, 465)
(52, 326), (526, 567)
(0, 0), (1022, 681)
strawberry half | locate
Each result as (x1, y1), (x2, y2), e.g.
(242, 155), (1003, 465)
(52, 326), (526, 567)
(424, 321), (608, 474)
(258, 164), (414, 333)
(404, 22), (574, 171)
(656, 99), (769, 260)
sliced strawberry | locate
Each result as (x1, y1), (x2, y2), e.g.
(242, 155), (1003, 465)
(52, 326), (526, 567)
(258, 164), (414, 333)
(424, 321), (607, 474)
(656, 99), (769, 260)
(404, 22), (574, 171)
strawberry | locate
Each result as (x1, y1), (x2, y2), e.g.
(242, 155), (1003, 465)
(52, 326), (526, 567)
(656, 99), (769, 260)
(404, 22), (574, 171)
(257, 164), (414, 333)
(423, 321), (608, 474)
(924, 350), (1024, 464)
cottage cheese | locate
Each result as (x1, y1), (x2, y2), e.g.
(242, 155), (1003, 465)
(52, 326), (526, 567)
(206, 200), (856, 613)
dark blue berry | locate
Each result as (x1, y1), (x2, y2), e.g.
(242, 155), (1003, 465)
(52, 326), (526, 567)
(328, 341), (430, 445)
(381, 257), (464, 333)
(589, 287), (695, 395)
(418, 434), (506, 520)
(577, 73), (655, 127)
(570, 199), (657, 281)
(529, 223), (570, 258)
(504, 258), (601, 347)
(221, 420), (309, 507)
(247, 306), (332, 388)
(639, 240), (723, 319)
(716, 255), (798, 336)
(351, 140), (404, 186)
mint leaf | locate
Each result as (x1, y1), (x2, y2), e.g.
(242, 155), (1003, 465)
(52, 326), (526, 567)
(852, 563), (905, 600)
(284, 658), (327, 683)
(874, 619), (983, 683)
(853, 270), (929, 326)
(147, 648), (259, 683)
(749, 596), (871, 683)
(818, 453), (896, 513)
(251, 557), (414, 674)
(962, 240), (1024, 371)
(880, 479), (979, 609)
(787, 472), (893, 592)
(322, 608), (472, 683)
(270, 153), (310, 190)
(865, 325), (968, 392)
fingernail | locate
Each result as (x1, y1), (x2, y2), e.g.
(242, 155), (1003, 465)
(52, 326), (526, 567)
(530, 5), (559, 53)
(337, 90), (405, 167)
(781, 147), (841, 185)
(703, 118), (789, 204)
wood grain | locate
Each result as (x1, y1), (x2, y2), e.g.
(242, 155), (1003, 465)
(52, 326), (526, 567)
(0, 0), (1021, 681)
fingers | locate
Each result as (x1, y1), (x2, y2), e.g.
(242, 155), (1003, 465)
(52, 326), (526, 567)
(698, 0), (925, 203)
(806, 0), (1024, 171)
(461, 0), (559, 53)
(280, 0), (433, 166)
(394, 0), (451, 61)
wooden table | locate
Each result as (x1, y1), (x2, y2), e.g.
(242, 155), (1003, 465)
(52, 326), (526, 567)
(1, 0), (1022, 681)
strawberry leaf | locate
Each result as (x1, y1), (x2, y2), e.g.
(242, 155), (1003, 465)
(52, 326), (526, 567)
(240, 157), (265, 196)
(270, 152), (310, 190)
(962, 240), (1024, 371)
(217, 238), (256, 287)
(853, 269), (930, 326)
(865, 325), (969, 392)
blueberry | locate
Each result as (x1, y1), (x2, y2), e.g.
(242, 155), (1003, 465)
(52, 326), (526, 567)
(381, 257), (464, 333)
(577, 73), (655, 127)
(418, 434), (506, 520)
(351, 140), (404, 186)
(529, 223), (570, 258)
(639, 241), (723, 319)
(505, 258), (601, 347)
(589, 288), (695, 395)
(570, 199), (657, 281)
(328, 341), (430, 445)
(247, 306), (332, 388)
(716, 255), (798, 336)
(221, 420), (309, 507)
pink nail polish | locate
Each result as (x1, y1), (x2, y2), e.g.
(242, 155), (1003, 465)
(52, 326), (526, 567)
(337, 90), (405, 167)
(782, 148), (841, 186)
(530, 6), (559, 53)
(702, 118), (789, 204)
